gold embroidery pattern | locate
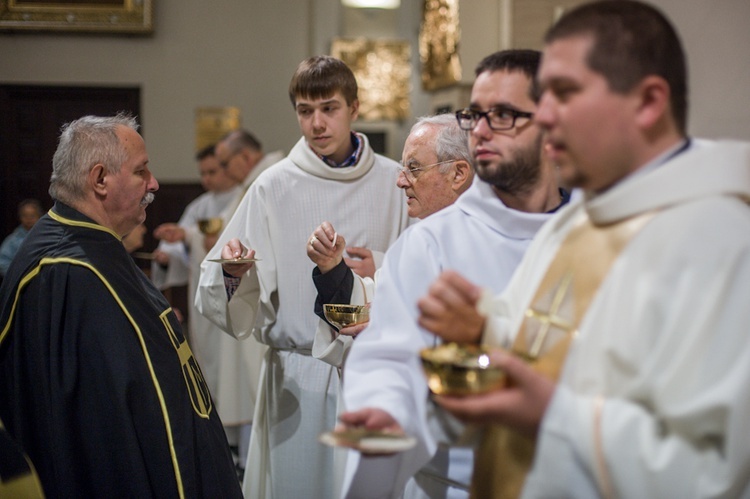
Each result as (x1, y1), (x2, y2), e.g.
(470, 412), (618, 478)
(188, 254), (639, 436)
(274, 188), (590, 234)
(160, 310), (212, 419)
(523, 271), (575, 359)
(474, 211), (657, 499)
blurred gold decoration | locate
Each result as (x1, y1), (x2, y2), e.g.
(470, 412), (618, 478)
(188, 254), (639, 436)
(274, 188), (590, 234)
(194, 107), (241, 153)
(0, 0), (152, 34)
(419, 0), (461, 91)
(331, 38), (411, 121)
(197, 218), (223, 236)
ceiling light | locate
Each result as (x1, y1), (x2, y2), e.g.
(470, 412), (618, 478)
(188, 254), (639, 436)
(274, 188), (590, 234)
(342, 0), (400, 9)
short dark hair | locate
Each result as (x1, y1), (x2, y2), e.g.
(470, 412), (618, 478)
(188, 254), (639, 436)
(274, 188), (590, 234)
(18, 198), (43, 216)
(195, 143), (215, 161)
(475, 50), (542, 103)
(545, 0), (688, 134)
(288, 56), (359, 107)
(220, 129), (262, 154)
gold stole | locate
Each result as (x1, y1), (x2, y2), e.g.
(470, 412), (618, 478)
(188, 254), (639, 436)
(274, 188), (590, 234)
(471, 209), (656, 498)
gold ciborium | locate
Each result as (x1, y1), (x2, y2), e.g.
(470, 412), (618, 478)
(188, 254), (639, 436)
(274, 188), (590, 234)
(323, 304), (369, 330)
(197, 218), (223, 236)
(420, 343), (506, 396)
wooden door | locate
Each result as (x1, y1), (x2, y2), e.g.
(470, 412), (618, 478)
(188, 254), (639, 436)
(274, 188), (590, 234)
(0, 84), (140, 240)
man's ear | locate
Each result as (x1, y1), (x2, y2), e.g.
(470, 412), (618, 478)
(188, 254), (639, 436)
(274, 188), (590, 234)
(634, 75), (671, 131)
(349, 99), (360, 121)
(90, 163), (107, 196)
(451, 160), (472, 192)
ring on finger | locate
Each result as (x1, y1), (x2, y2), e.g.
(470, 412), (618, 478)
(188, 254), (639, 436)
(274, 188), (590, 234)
(310, 235), (318, 246)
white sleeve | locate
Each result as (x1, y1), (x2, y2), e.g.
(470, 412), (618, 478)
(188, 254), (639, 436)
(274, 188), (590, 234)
(341, 232), (443, 497)
(195, 186), (263, 339)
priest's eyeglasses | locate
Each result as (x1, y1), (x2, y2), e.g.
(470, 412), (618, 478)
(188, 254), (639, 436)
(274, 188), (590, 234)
(399, 159), (456, 183)
(455, 107), (534, 131)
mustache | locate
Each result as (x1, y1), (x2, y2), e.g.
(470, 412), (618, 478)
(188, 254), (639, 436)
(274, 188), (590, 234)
(140, 192), (155, 207)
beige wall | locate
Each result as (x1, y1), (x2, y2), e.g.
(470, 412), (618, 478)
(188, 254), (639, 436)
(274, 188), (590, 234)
(1, 0), (313, 181)
(653, 0), (750, 140)
(1, 0), (748, 182)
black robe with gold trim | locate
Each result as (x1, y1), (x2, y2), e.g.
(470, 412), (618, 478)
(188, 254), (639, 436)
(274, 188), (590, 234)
(0, 202), (242, 498)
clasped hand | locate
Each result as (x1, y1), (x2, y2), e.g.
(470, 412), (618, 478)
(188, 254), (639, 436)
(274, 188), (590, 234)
(306, 222), (376, 279)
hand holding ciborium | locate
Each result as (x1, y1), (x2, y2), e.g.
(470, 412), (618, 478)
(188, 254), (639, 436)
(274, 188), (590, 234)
(419, 342), (507, 396)
(323, 304), (370, 334)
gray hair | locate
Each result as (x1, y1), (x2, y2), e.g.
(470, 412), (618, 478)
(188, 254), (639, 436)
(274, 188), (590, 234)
(49, 113), (139, 204)
(411, 114), (471, 173)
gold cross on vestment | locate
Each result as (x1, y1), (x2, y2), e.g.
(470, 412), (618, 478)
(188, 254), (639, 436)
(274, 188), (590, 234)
(523, 271), (575, 358)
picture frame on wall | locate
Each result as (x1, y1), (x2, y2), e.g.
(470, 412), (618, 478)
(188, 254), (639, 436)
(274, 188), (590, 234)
(331, 37), (411, 122)
(0, 0), (153, 34)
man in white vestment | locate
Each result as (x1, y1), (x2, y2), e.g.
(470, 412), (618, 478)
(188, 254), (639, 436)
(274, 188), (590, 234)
(337, 50), (570, 499)
(306, 112), (474, 364)
(307, 112), (474, 498)
(151, 145), (239, 346)
(195, 56), (410, 498)
(418, 2), (750, 498)
(210, 129), (285, 474)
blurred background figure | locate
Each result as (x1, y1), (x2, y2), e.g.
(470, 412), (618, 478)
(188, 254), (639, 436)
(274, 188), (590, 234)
(151, 143), (239, 358)
(203, 129), (285, 478)
(0, 199), (43, 280)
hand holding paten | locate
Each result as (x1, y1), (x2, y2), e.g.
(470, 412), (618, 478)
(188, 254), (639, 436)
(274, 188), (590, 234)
(338, 407), (403, 434)
(219, 237), (256, 276)
(326, 408), (411, 456)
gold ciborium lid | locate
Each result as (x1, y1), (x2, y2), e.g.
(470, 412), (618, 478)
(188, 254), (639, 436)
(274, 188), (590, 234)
(420, 342), (506, 396)
(323, 304), (369, 331)
(197, 218), (223, 235)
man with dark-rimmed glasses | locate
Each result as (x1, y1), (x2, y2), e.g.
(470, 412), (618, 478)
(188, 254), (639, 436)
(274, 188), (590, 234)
(334, 49), (569, 498)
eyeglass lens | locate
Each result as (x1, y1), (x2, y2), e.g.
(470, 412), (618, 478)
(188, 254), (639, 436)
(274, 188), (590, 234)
(455, 108), (532, 131)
